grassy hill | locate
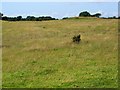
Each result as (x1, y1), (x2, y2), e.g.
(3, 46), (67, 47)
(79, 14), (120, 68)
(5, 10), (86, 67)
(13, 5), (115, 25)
(2, 18), (118, 88)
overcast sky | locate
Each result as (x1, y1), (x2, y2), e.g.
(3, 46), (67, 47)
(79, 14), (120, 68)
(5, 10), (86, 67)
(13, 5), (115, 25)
(1, 2), (118, 19)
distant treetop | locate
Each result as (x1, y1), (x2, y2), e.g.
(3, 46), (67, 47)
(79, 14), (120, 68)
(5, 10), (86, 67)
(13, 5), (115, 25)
(79, 11), (91, 17)
(79, 11), (101, 18)
(0, 12), (57, 21)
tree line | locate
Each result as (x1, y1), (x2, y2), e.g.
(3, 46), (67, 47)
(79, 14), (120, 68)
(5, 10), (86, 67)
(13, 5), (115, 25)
(0, 11), (119, 21)
(79, 11), (101, 17)
(63, 11), (119, 19)
(0, 13), (57, 21)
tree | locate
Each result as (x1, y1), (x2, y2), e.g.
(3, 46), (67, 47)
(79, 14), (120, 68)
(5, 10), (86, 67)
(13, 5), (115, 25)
(26, 16), (36, 21)
(1, 13), (57, 21)
(113, 16), (116, 19)
(92, 13), (101, 18)
(79, 11), (91, 17)
(62, 17), (68, 19)
(2, 16), (8, 20)
(17, 16), (22, 21)
(0, 13), (3, 20)
(0, 13), (3, 17)
(7, 17), (17, 21)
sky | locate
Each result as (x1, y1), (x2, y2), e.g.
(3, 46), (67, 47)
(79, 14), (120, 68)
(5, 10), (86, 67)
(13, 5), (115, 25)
(1, 2), (119, 19)
(1, 0), (120, 2)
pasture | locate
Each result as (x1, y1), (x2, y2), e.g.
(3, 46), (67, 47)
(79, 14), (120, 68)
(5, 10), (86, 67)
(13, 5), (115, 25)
(2, 18), (118, 88)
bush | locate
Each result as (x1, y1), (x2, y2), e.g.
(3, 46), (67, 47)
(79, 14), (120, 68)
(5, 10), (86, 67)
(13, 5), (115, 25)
(73, 34), (81, 43)
(79, 11), (91, 17)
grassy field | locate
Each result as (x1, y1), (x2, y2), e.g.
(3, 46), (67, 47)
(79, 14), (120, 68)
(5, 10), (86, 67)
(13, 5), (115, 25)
(2, 18), (118, 88)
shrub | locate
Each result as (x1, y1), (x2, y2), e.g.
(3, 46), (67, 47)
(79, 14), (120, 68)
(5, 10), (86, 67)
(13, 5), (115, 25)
(73, 34), (81, 43)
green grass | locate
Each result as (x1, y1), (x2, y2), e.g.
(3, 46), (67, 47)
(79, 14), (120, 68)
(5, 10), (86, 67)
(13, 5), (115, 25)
(2, 18), (118, 88)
